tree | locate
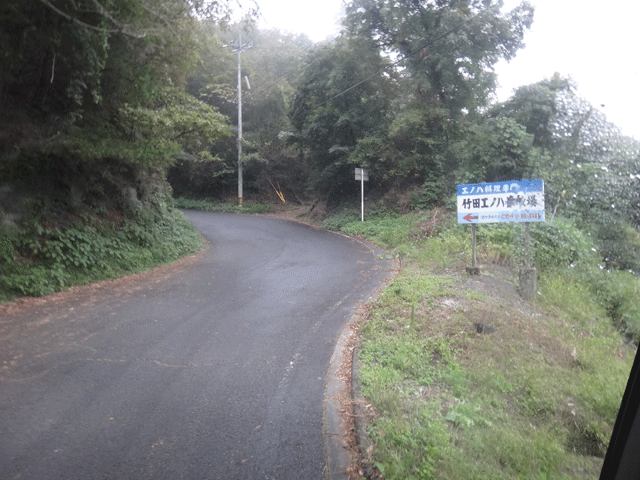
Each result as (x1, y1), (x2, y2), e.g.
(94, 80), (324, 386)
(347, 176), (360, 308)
(497, 75), (640, 227)
(289, 35), (394, 201)
(343, 0), (534, 116)
(495, 75), (640, 272)
(0, 0), (110, 116)
(171, 25), (314, 200)
(453, 116), (543, 183)
(0, 0), (239, 169)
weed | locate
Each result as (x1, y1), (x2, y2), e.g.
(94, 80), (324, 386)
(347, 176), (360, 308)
(174, 197), (272, 214)
(360, 336), (437, 389)
(0, 207), (205, 302)
(354, 210), (634, 479)
(383, 273), (455, 306)
(445, 399), (494, 428)
(368, 411), (449, 480)
(325, 210), (418, 249)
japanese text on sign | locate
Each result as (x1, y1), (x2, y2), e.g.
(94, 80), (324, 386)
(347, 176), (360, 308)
(457, 180), (545, 224)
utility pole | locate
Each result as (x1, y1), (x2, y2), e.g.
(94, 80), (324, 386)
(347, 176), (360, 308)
(230, 26), (251, 206)
(236, 28), (243, 206)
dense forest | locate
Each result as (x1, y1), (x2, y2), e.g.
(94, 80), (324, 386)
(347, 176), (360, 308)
(1, 0), (639, 300)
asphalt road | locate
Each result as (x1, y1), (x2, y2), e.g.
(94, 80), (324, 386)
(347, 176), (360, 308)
(0, 211), (390, 479)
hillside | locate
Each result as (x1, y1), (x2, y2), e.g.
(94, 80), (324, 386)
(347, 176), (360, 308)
(318, 208), (638, 479)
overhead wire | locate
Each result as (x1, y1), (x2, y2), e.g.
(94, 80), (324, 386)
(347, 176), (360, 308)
(292, 11), (480, 120)
(239, 31), (341, 98)
(221, 7), (482, 125)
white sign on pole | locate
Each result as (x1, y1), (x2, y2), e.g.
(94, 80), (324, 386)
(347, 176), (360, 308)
(457, 180), (545, 224)
(355, 168), (369, 181)
(355, 168), (369, 221)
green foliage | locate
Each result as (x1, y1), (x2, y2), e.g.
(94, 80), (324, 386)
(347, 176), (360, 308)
(0, 0), (110, 114)
(495, 74), (574, 149)
(581, 268), (640, 342)
(514, 217), (599, 271)
(288, 0), (536, 199)
(382, 108), (452, 180)
(445, 400), (494, 429)
(0, 0), (236, 117)
(333, 212), (418, 249)
(174, 197), (272, 214)
(409, 181), (447, 209)
(0, 208), (204, 302)
(454, 116), (542, 183)
(368, 412), (449, 480)
(63, 90), (230, 168)
(290, 36), (394, 197)
(573, 337), (633, 422)
(470, 426), (566, 479)
(360, 336), (438, 388)
(0, 0), (240, 185)
(353, 210), (634, 479)
(175, 26), (312, 201)
(321, 210), (362, 231)
(0, 226), (18, 264)
(594, 221), (640, 273)
(495, 74), (640, 268)
(385, 275), (455, 305)
(344, 0), (534, 116)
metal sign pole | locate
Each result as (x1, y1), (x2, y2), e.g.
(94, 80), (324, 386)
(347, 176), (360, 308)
(355, 168), (368, 221)
(361, 175), (364, 222)
(525, 222), (531, 268)
(472, 223), (477, 268)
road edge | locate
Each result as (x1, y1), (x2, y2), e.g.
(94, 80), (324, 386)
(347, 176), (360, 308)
(325, 310), (359, 480)
(324, 256), (398, 480)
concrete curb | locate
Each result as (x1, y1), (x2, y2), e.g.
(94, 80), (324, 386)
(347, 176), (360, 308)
(324, 313), (358, 480)
(325, 255), (399, 480)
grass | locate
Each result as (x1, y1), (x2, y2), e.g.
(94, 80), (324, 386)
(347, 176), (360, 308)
(324, 207), (638, 480)
(174, 197), (273, 214)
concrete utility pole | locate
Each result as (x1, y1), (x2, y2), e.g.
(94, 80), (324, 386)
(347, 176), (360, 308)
(231, 26), (251, 206)
(236, 28), (243, 206)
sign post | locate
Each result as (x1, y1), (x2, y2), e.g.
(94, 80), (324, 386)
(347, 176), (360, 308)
(457, 180), (545, 299)
(471, 224), (477, 269)
(355, 168), (369, 221)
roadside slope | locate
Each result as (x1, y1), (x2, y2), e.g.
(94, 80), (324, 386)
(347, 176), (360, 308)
(351, 259), (635, 480)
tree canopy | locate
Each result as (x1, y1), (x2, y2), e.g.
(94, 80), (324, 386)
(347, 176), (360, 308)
(0, 0), (238, 168)
(344, 0), (534, 115)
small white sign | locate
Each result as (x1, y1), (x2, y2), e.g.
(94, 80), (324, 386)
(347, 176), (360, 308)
(355, 168), (369, 181)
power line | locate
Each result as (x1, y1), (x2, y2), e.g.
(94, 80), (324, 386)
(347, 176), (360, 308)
(240, 31), (341, 97)
(292, 12), (480, 120)
(218, 10), (481, 128)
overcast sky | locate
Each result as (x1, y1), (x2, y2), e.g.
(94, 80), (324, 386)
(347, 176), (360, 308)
(255, 0), (640, 139)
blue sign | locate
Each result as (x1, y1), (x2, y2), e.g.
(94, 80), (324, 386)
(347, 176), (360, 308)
(457, 180), (545, 224)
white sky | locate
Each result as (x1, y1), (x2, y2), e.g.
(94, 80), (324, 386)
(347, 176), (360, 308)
(255, 0), (640, 139)
(256, 0), (343, 41)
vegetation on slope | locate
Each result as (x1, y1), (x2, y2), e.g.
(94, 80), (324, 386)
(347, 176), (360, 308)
(0, 0), (238, 301)
(0, 201), (204, 303)
(324, 209), (638, 479)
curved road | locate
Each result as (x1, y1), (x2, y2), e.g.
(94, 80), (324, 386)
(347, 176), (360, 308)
(0, 211), (390, 479)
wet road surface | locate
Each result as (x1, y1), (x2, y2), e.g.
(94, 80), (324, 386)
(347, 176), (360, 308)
(0, 212), (389, 479)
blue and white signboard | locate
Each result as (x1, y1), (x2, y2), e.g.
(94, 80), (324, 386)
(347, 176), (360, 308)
(457, 180), (545, 224)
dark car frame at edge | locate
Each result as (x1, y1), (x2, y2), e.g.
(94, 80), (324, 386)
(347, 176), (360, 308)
(600, 344), (640, 479)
